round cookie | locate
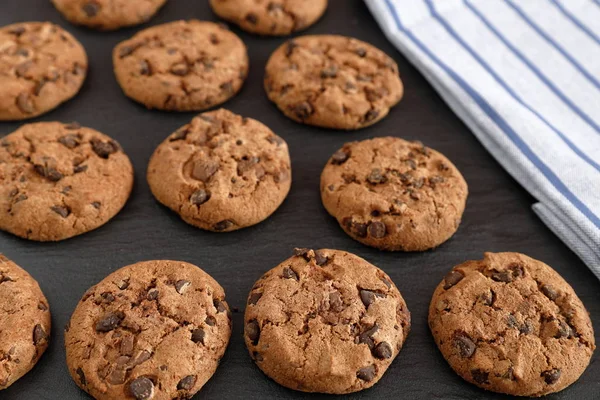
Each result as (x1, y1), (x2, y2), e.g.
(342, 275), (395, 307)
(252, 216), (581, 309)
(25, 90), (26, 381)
(429, 252), (596, 397)
(0, 254), (51, 390)
(210, 0), (328, 36)
(147, 108), (292, 232)
(65, 260), (232, 400)
(51, 0), (168, 31)
(0, 122), (133, 241)
(244, 248), (411, 394)
(113, 20), (248, 111)
(321, 137), (467, 251)
(0, 22), (87, 121)
(264, 35), (403, 130)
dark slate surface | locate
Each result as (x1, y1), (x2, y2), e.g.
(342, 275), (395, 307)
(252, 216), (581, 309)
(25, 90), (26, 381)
(1, 1), (598, 399)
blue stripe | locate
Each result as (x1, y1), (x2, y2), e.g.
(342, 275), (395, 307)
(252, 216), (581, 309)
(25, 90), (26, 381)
(381, 0), (600, 229)
(550, 0), (600, 44)
(504, 0), (600, 133)
(462, 0), (600, 173)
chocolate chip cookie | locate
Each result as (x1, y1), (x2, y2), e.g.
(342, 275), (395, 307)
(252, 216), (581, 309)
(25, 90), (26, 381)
(0, 22), (87, 121)
(429, 252), (595, 397)
(0, 122), (133, 241)
(210, 0), (328, 36)
(147, 109), (292, 232)
(65, 260), (232, 400)
(113, 20), (248, 111)
(321, 137), (467, 251)
(264, 35), (403, 130)
(52, 0), (168, 30)
(244, 248), (411, 393)
(0, 254), (51, 390)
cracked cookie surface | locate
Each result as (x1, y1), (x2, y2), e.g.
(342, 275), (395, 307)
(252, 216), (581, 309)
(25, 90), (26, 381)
(320, 137), (467, 251)
(0, 254), (51, 390)
(113, 20), (248, 111)
(147, 108), (292, 232)
(210, 0), (327, 36)
(0, 122), (133, 241)
(429, 252), (595, 397)
(264, 35), (403, 130)
(52, 0), (168, 30)
(0, 22), (87, 121)
(65, 260), (232, 400)
(244, 248), (410, 394)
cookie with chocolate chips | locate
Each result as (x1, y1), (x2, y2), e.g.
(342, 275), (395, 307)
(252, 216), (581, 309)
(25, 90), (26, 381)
(321, 137), (468, 251)
(210, 0), (328, 36)
(65, 260), (232, 400)
(0, 22), (87, 121)
(113, 20), (248, 111)
(52, 0), (168, 30)
(147, 108), (292, 232)
(0, 254), (51, 390)
(0, 122), (133, 241)
(429, 252), (595, 397)
(244, 248), (410, 393)
(264, 35), (403, 130)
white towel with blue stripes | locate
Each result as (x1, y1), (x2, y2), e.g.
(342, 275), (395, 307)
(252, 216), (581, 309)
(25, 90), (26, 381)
(366, 0), (600, 278)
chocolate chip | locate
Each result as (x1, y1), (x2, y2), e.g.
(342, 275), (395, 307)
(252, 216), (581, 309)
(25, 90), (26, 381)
(507, 314), (519, 329)
(542, 369), (561, 384)
(38, 302), (48, 311)
(209, 33), (219, 45)
(443, 270), (464, 289)
(9, 26), (26, 36)
(101, 292), (115, 303)
(129, 377), (154, 400)
(91, 139), (118, 158)
(15, 61), (32, 78)
(214, 299), (227, 313)
(285, 40), (298, 57)
(246, 320), (260, 345)
(205, 316), (216, 326)
(190, 189), (210, 206)
(90, 201), (101, 209)
(248, 292), (262, 305)
(16, 93), (34, 114)
(95, 311), (125, 332)
(237, 156), (259, 175)
(119, 45), (138, 58)
(170, 63), (189, 76)
(282, 267), (298, 281)
(175, 280), (190, 294)
(328, 291), (343, 312)
(51, 205), (70, 218)
(359, 290), (382, 308)
(33, 324), (47, 345)
(373, 342), (392, 359)
(541, 284), (559, 301)
(556, 320), (573, 338)
(213, 220), (234, 231)
(429, 175), (445, 188)
(491, 271), (513, 283)
(169, 127), (189, 141)
(358, 325), (378, 349)
(74, 165), (88, 173)
(331, 149), (350, 164)
(320, 66), (338, 78)
(266, 135), (284, 146)
(146, 289), (158, 301)
(191, 328), (205, 344)
(355, 48), (367, 57)
(82, 2), (100, 17)
(220, 81), (233, 94)
(116, 279), (129, 290)
(76, 367), (86, 386)
(365, 87), (388, 102)
(454, 333), (476, 358)
(357, 365), (376, 381)
(34, 164), (63, 181)
(363, 109), (379, 123)
(140, 60), (151, 75)
(177, 375), (196, 391)
(293, 247), (310, 259)
(314, 251), (328, 266)
(520, 320), (534, 335)
(292, 102), (313, 120)
(368, 221), (386, 238)
(246, 13), (259, 24)
(471, 369), (489, 384)
(344, 218), (368, 238)
(367, 169), (387, 184)
(59, 134), (80, 149)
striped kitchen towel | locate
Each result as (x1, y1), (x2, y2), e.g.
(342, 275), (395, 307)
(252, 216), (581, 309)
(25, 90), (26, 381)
(366, 0), (600, 278)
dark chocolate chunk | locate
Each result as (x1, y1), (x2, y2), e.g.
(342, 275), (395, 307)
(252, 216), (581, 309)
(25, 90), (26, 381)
(129, 377), (154, 400)
(357, 365), (376, 381)
(443, 270), (464, 289)
(246, 320), (260, 345)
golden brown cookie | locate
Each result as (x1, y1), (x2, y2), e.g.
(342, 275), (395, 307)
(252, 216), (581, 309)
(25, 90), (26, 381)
(65, 260), (232, 400)
(429, 252), (595, 397)
(264, 35), (403, 130)
(0, 22), (87, 121)
(113, 20), (248, 111)
(0, 122), (134, 241)
(210, 0), (327, 36)
(147, 109), (292, 232)
(0, 254), (51, 390)
(244, 248), (411, 394)
(51, 0), (168, 30)
(320, 137), (468, 251)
